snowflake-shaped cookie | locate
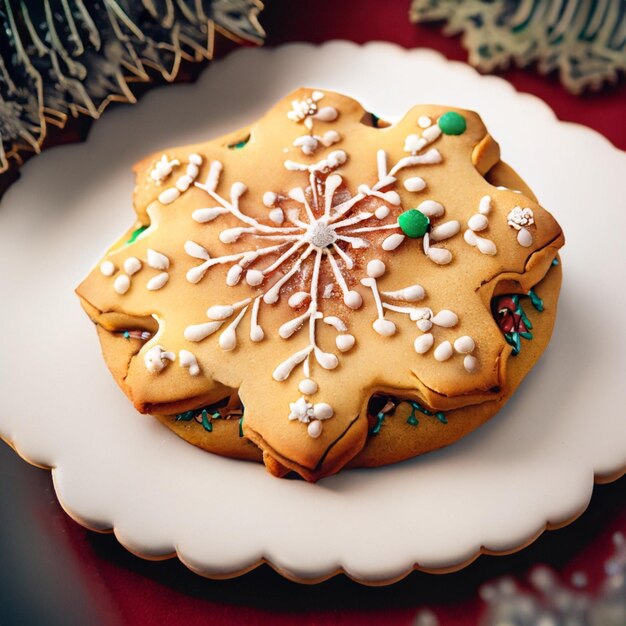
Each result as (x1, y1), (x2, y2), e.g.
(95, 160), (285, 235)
(77, 89), (564, 481)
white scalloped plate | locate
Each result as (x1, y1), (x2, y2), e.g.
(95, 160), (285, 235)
(1, 42), (625, 584)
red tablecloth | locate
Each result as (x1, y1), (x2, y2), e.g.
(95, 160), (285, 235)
(2, 2), (624, 625)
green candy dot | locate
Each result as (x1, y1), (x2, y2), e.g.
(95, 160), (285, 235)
(398, 209), (430, 238)
(438, 111), (466, 135)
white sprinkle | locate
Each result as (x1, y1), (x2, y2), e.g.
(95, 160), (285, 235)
(245, 269), (264, 286)
(269, 208), (284, 225)
(382, 190), (401, 205)
(430, 220), (460, 241)
(382, 233), (405, 251)
(179, 350), (200, 376)
(147, 249), (170, 270)
(427, 247), (452, 265)
(434, 341), (453, 361)
(464, 230), (478, 245)
(416, 319), (432, 332)
(454, 336), (475, 354)
(432, 310), (459, 327)
(417, 200), (444, 217)
(313, 106), (338, 122)
(464, 355), (478, 372)
(517, 228), (533, 247)
(322, 283), (334, 298)
(188, 153), (203, 166)
(479, 195), (492, 215)
(263, 191), (277, 207)
(158, 187), (180, 205)
(184, 241), (210, 260)
(418, 116), (432, 128)
(468, 214), (489, 232)
(175, 174), (193, 192)
(414, 333), (434, 354)
(124, 257), (142, 275)
(299, 379), (318, 395)
(146, 272), (169, 291)
(403, 176), (426, 192)
(113, 274), (130, 294)
(313, 403), (334, 420)
(100, 261), (116, 276)
(344, 290), (363, 309)
(375, 205), (390, 220)
(477, 236), (497, 255)
(307, 420), (323, 438)
(186, 163), (199, 179)
(465, 230), (497, 255)
(336, 334), (356, 352)
(144, 345), (175, 373)
(373, 318), (396, 336)
(367, 259), (386, 278)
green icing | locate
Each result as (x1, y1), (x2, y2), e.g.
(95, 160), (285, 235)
(174, 408), (220, 433)
(528, 288), (544, 312)
(126, 225), (148, 244)
(371, 401), (447, 433)
(398, 209), (430, 238)
(238, 417), (244, 437)
(438, 111), (467, 135)
(502, 294), (536, 356)
(175, 410), (196, 422)
(406, 401), (447, 427)
(228, 135), (250, 149)
(371, 411), (386, 435)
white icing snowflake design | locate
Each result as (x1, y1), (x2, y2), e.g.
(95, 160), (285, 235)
(174, 106), (475, 438)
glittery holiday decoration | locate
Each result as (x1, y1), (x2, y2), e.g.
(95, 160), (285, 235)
(0, 0), (265, 187)
(479, 532), (626, 625)
(408, 530), (626, 625)
(410, 0), (626, 94)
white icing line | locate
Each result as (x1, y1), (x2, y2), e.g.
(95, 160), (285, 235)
(323, 316), (347, 332)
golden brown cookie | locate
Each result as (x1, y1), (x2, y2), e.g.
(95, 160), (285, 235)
(76, 88), (564, 481)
